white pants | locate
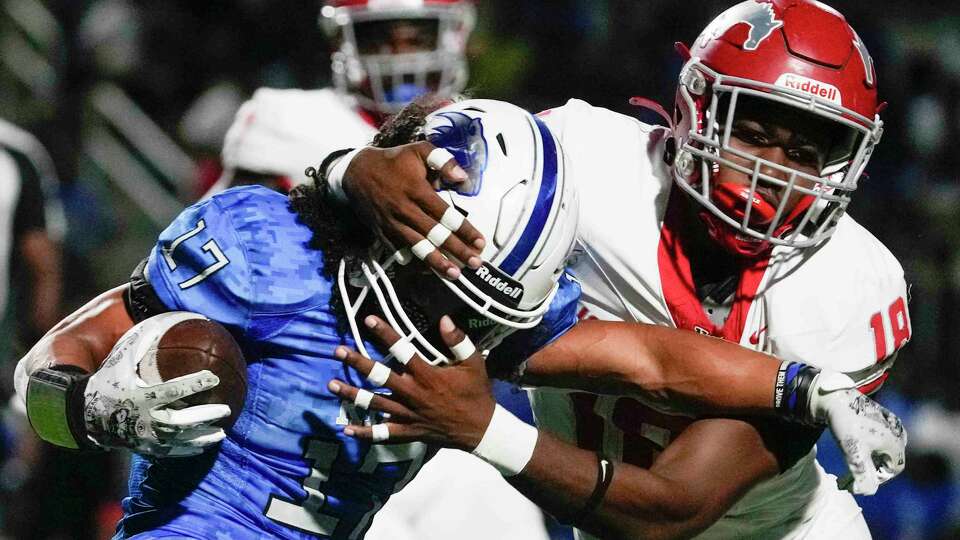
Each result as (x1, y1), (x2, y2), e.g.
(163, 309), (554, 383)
(366, 449), (550, 540)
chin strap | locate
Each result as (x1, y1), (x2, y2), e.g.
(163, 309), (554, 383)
(628, 96), (675, 131)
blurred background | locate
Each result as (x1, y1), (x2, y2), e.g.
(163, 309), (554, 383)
(1, 0), (960, 539)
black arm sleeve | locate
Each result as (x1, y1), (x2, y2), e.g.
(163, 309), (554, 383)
(10, 148), (47, 235)
(123, 258), (171, 323)
(745, 417), (824, 472)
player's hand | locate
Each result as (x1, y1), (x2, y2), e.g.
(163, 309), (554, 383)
(83, 320), (231, 457)
(342, 143), (486, 279)
(810, 372), (906, 495)
(327, 314), (495, 451)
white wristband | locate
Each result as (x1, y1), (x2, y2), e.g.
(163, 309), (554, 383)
(326, 147), (365, 203)
(472, 404), (538, 476)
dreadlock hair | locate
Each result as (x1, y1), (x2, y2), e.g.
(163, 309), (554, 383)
(288, 94), (453, 335)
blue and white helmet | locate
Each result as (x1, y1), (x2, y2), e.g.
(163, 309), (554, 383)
(338, 99), (578, 364)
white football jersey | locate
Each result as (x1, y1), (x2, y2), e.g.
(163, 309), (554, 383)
(533, 99), (910, 539)
(208, 87), (378, 196)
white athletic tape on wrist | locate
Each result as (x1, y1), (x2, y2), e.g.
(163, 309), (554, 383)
(439, 206), (465, 232)
(326, 148), (365, 203)
(449, 335), (476, 362)
(367, 362), (391, 387)
(426, 223), (452, 247)
(411, 239), (435, 261)
(353, 389), (375, 410)
(426, 147), (457, 172)
(389, 340), (418, 365)
(372, 423), (390, 442)
(472, 404), (538, 476)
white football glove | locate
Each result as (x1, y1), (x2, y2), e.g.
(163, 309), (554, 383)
(82, 312), (231, 457)
(809, 371), (906, 495)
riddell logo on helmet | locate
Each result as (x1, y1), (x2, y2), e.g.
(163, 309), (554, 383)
(775, 74), (842, 106)
(465, 264), (524, 309)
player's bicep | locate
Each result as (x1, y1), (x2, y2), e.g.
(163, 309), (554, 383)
(648, 418), (781, 528)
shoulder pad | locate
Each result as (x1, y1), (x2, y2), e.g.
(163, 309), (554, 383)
(222, 87), (377, 182)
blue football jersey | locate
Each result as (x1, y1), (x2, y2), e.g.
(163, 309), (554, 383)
(115, 186), (580, 540)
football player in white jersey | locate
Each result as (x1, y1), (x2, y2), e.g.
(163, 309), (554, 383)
(205, 0), (475, 196)
(317, 0), (910, 538)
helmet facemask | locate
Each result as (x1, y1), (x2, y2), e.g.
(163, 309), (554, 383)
(337, 243), (559, 366)
(673, 59), (883, 255)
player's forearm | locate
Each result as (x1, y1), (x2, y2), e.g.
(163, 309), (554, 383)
(14, 285), (133, 402)
(509, 431), (714, 540)
(524, 321), (779, 416)
(636, 323), (780, 414)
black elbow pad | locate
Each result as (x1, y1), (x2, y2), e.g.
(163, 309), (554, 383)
(124, 258), (170, 323)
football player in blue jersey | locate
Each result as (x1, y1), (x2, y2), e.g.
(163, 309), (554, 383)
(15, 98), (901, 539)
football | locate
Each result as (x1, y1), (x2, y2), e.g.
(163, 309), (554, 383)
(141, 315), (248, 429)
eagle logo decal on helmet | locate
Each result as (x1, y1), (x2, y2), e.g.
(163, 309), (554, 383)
(427, 111), (489, 196)
(707, 0), (783, 51)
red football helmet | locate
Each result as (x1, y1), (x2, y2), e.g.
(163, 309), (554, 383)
(321, 0), (475, 115)
(671, 0), (883, 256)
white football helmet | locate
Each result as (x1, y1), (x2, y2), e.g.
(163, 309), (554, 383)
(338, 99), (578, 364)
(320, 0), (476, 115)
